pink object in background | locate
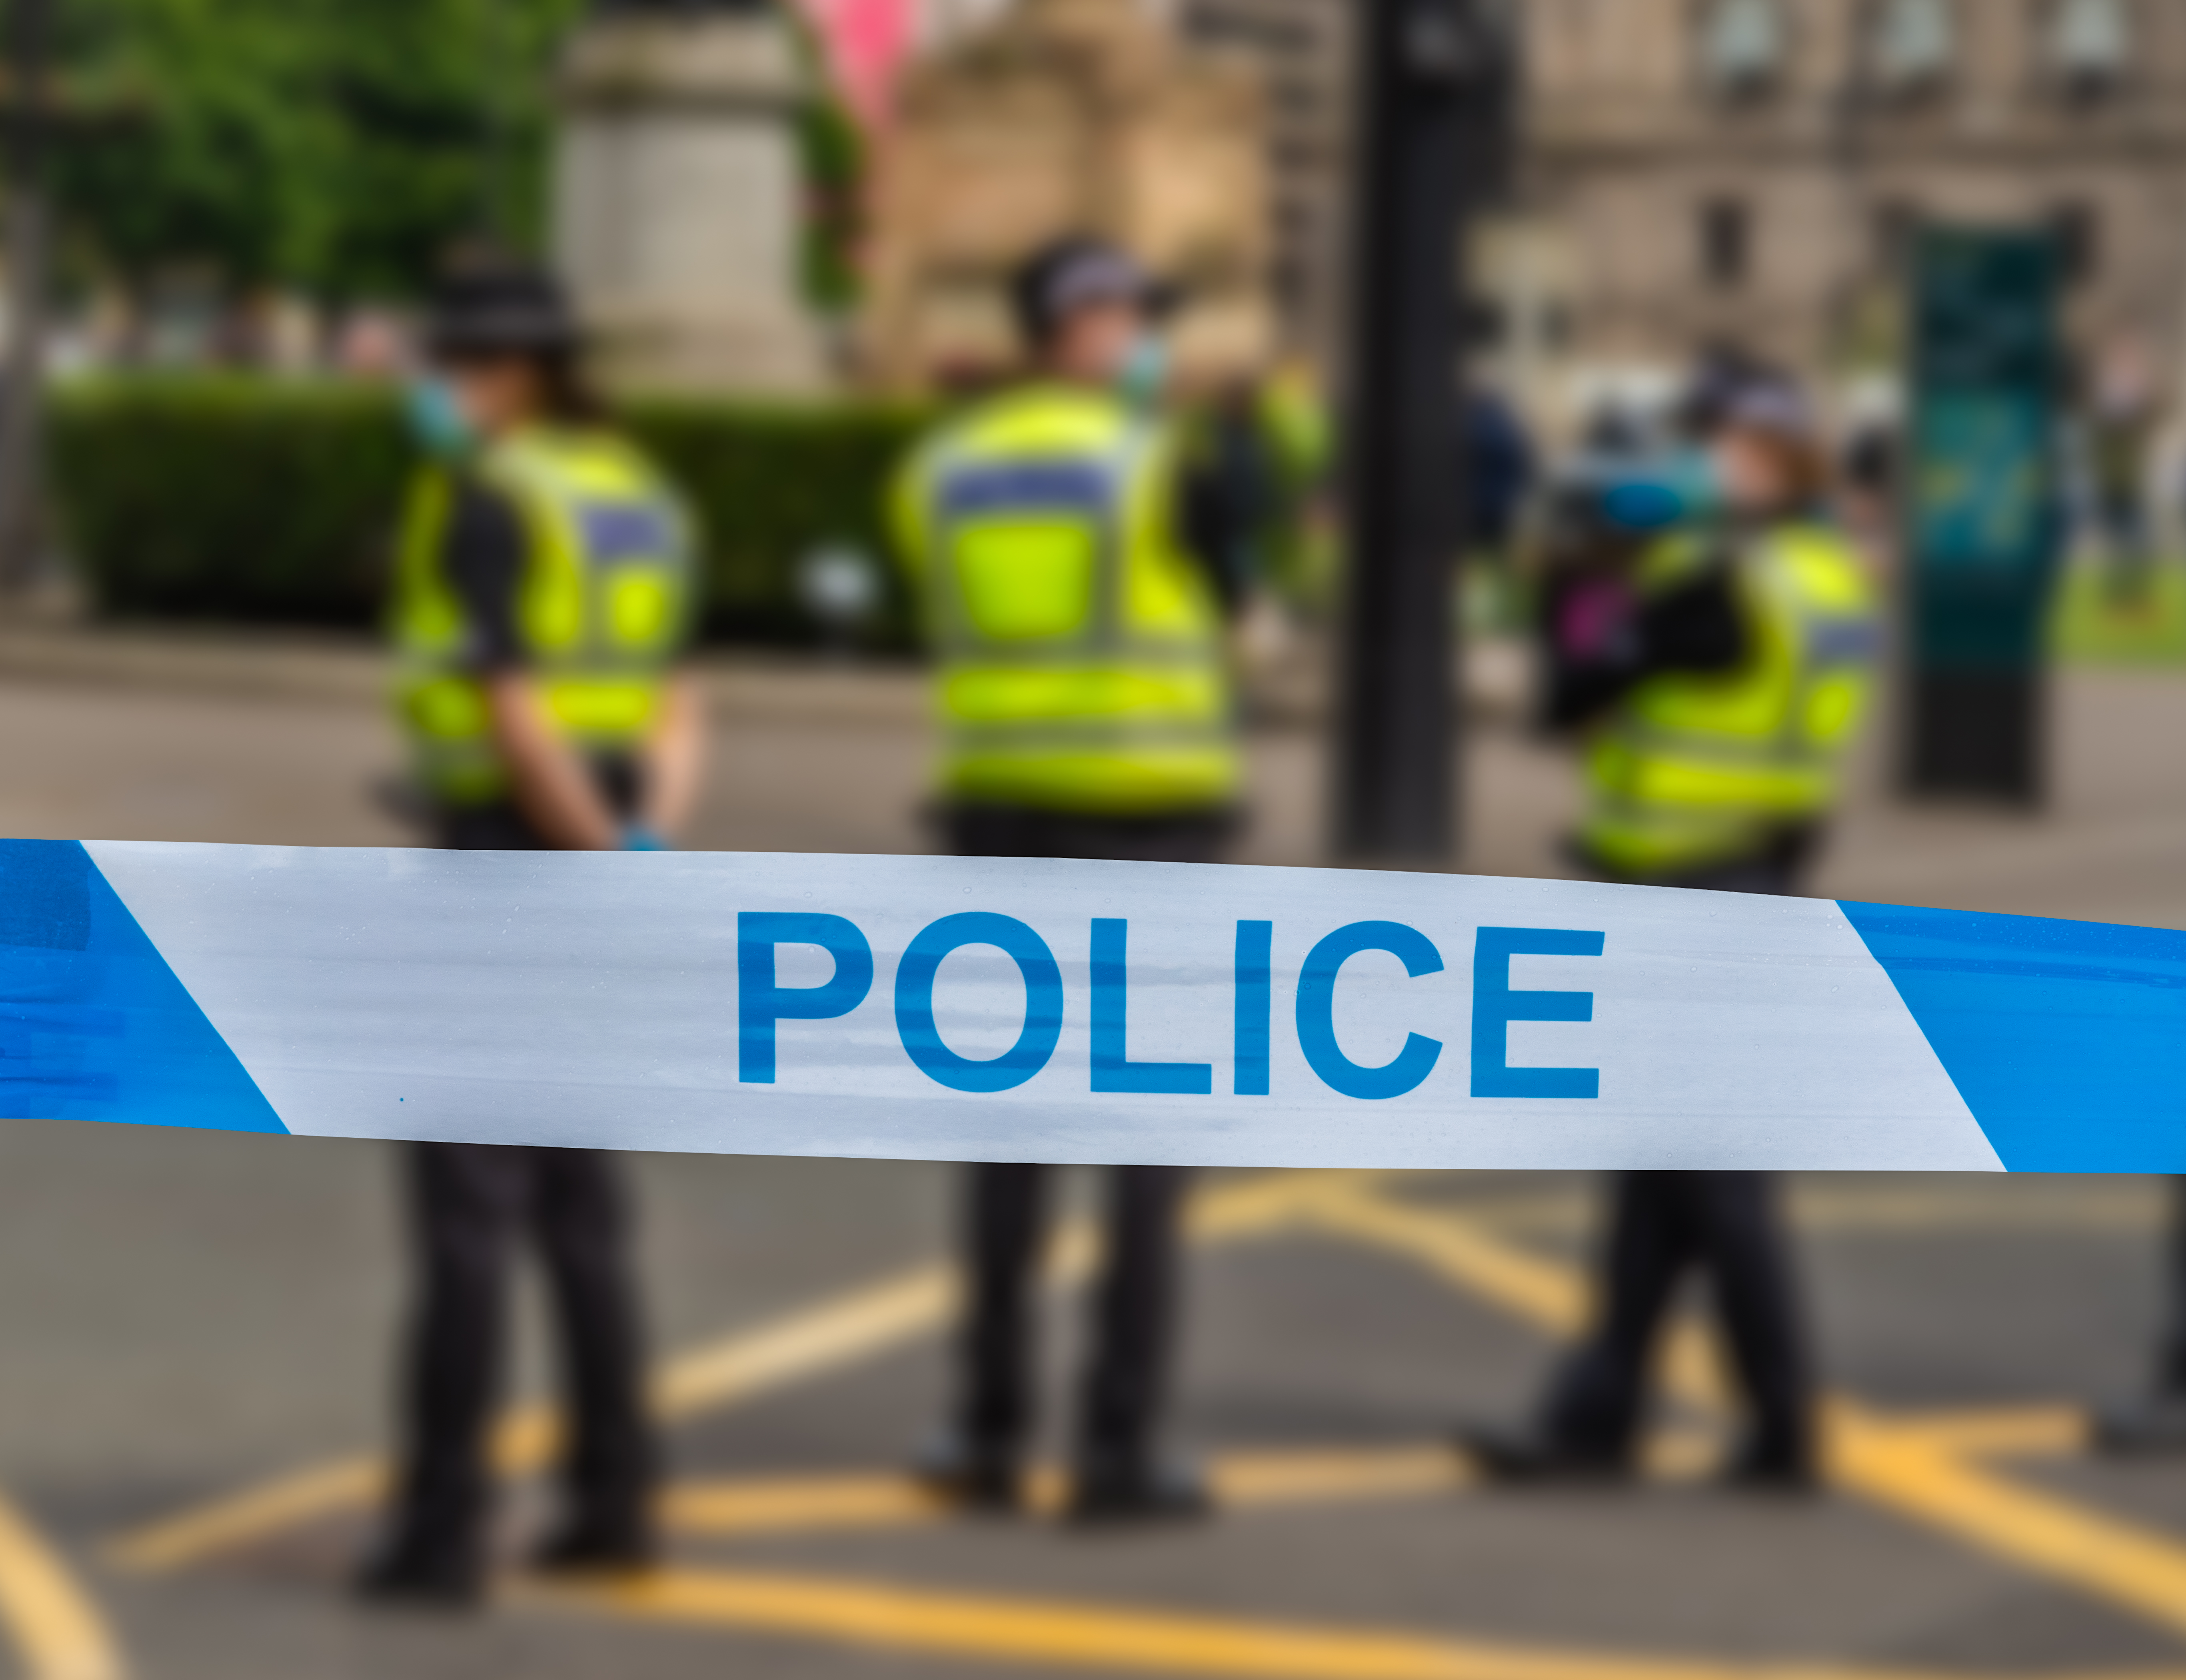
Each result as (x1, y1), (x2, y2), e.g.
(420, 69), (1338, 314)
(797, 0), (915, 127)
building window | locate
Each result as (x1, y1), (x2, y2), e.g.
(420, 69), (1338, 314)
(1700, 198), (1753, 290)
(2047, 0), (2131, 100)
(1697, 0), (1788, 100)
(1866, 0), (1956, 98)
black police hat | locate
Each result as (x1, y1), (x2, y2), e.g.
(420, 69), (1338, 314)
(425, 263), (583, 361)
(1011, 237), (1177, 348)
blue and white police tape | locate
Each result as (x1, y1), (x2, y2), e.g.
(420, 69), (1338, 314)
(2, 837), (2179, 1171)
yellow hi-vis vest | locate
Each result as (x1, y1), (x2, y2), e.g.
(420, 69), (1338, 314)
(1579, 520), (1878, 881)
(892, 384), (1241, 816)
(390, 425), (695, 807)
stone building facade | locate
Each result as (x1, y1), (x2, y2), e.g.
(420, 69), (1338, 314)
(1521, 0), (2186, 411)
(861, 0), (1275, 389)
(870, 0), (2186, 405)
(1173, 0), (1353, 368)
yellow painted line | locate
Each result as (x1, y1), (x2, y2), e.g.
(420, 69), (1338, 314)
(104, 1458), (385, 1578)
(1830, 1401), (2186, 1642)
(663, 1445), (1473, 1540)
(108, 1170), (1330, 1574)
(106, 1262), (958, 1575)
(1309, 1184), (2186, 1648)
(1212, 1444), (1471, 1505)
(663, 1473), (948, 1537)
(1875, 1406), (2086, 1460)
(544, 1563), (2126, 1680)
(0, 1486), (129, 1680)
(1297, 1186), (1728, 1408)
(657, 1429), (1779, 1544)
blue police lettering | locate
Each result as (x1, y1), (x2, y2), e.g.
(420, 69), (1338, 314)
(1234, 920), (1273, 1097)
(1295, 921), (1445, 1100)
(895, 912), (1063, 1094)
(737, 912), (873, 1084)
(1090, 918), (1213, 1095)
(1469, 927), (1605, 1099)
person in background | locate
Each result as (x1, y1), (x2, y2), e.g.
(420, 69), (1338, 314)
(358, 262), (703, 1605)
(2084, 348), (2159, 610)
(1466, 383), (1537, 564)
(891, 235), (1242, 1524)
(1462, 378), (1878, 1492)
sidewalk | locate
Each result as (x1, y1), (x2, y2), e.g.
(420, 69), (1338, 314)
(1, 620), (2182, 928)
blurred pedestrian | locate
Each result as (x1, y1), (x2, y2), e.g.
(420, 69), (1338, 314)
(1462, 378), (1878, 1492)
(2084, 348), (2159, 609)
(1466, 382), (1537, 563)
(891, 235), (1242, 1524)
(358, 262), (703, 1605)
(2096, 1181), (2186, 1454)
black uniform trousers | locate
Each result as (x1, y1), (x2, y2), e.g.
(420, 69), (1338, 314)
(2156, 1177), (2186, 1392)
(946, 801), (1231, 1466)
(382, 798), (656, 1567)
(389, 1143), (654, 1561)
(1539, 850), (1814, 1471)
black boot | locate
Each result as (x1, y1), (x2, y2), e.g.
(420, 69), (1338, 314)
(1718, 1435), (1819, 1494)
(1065, 1448), (1211, 1525)
(528, 1512), (656, 1576)
(911, 1428), (1024, 1513)
(2095, 1392), (2186, 1456)
(354, 1534), (484, 1610)
(1455, 1420), (1631, 1485)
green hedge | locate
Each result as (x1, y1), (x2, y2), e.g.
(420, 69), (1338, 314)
(48, 377), (930, 648)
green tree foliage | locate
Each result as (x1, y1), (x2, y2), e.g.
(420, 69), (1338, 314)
(52, 0), (587, 298)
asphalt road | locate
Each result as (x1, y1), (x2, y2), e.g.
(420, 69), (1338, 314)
(2, 644), (2186, 1680)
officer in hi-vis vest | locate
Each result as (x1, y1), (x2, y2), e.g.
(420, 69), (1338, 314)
(891, 237), (1242, 1523)
(1462, 377), (1878, 1492)
(359, 264), (703, 1605)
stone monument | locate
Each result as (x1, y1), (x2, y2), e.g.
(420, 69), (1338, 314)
(553, 0), (830, 392)
(862, 0), (1275, 391)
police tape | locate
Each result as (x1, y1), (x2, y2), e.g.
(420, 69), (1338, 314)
(1, 837), (2176, 1171)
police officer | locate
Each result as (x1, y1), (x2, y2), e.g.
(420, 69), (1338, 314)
(891, 237), (1242, 1523)
(1462, 379), (1877, 1491)
(358, 263), (702, 1604)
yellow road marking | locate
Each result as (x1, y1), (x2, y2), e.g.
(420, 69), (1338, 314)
(1876, 1406), (2086, 1460)
(658, 1435), (1754, 1543)
(663, 1473), (947, 1537)
(1832, 1402), (2186, 1641)
(663, 1445), (1475, 1539)
(1211, 1444), (1472, 1506)
(0, 1487), (129, 1680)
(108, 1170), (1332, 1574)
(110, 1166), (2186, 1680)
(543, 1564), (2160, 1680)
(1305, 1184), (2186, 1646)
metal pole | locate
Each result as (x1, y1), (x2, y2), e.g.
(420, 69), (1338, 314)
(1333, 0), (1511, 865)
(0, 0), (51, 596)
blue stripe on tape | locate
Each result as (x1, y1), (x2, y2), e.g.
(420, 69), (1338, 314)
(0, 840), (285, 1134)
(1838, 899), (2186, 1171)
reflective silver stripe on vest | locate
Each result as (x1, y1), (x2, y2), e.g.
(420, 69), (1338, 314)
(924, 427), (1161, 663)
(1609, 541), (1876, 779)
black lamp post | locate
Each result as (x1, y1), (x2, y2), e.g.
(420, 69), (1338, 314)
(1334, 0), (1516, 865)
